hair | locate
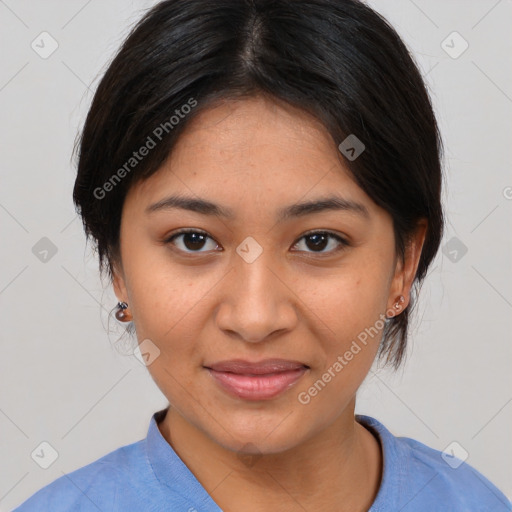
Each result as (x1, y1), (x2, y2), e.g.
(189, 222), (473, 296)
(72, 0), (444, 369)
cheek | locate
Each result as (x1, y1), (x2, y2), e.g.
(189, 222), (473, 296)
(129, 270), (216, 341)
(293, 269), (386, 410)
(290, 258), (391, 395)
(125, 266), (214, 395)
(294, 261), (389, 340)
(120, 242), (193, 334)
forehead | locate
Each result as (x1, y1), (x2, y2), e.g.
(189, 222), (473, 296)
(126, 96), (378, 218)
(176, 95), (333, 151)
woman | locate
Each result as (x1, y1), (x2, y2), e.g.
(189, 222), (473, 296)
(14, 0), (511, 510)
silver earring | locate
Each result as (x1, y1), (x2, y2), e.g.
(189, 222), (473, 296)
(386, 295), (405, 319)
(394, 295), (405, 310)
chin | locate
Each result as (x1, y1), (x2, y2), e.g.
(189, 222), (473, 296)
(204, 409), (311, 455)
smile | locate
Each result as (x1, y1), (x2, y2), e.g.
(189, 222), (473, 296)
(204, 359), (309, 401)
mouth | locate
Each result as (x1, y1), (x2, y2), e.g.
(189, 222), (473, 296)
(204, 359), (310, 401)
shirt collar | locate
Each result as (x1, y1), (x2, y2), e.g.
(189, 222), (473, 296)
(145, 406), (223, 510)
(145, 407), (401, 511)
(356, 414), (404, 511)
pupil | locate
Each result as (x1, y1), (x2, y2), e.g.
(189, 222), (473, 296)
(184, 233), (205, 250)
(307, 234), (327, 251)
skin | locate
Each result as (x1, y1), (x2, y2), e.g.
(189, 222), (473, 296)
(113, 95), (427, 511)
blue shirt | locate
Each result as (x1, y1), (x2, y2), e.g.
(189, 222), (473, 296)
(13, 407), (511, 511)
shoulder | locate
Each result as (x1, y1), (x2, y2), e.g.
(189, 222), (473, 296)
(400, 435), (511, 510)
(12, 438), (150, 511)
(357, 415), (512, 512)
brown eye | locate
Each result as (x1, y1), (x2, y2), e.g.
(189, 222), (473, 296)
(166, 230), (220, 253)
(292, 231), (348, 254)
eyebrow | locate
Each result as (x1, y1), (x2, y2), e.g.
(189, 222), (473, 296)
(146, 194), (370, 221)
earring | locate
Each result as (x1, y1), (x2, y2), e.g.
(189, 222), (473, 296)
(386, 295), (405, 319)
(115, 301), (132, 322)
(393, 295), (405, 310)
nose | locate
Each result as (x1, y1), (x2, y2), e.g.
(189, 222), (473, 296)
(215, 250), (299, 343)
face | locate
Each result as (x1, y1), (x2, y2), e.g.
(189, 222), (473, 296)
(113, 95), (425, 454)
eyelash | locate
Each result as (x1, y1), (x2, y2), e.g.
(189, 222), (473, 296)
(164, 228), (349, 255)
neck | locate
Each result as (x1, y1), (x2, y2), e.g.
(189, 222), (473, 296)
(158, 399), (382, 512)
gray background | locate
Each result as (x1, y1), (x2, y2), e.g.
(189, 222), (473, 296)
(1, 0), (511, 509)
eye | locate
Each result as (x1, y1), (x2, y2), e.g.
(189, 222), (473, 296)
(291, 231), (348, 254)
(165, 229), (220, 253)
(164, 229), (349, 255)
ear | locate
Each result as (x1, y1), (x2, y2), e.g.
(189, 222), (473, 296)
(112, 260), (128, 303)
(387, 219), (428, 312)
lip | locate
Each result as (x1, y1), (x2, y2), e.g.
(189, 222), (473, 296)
(204, 359), (309, 401)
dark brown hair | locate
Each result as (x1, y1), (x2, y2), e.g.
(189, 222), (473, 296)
(72, 0), (445, 369)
